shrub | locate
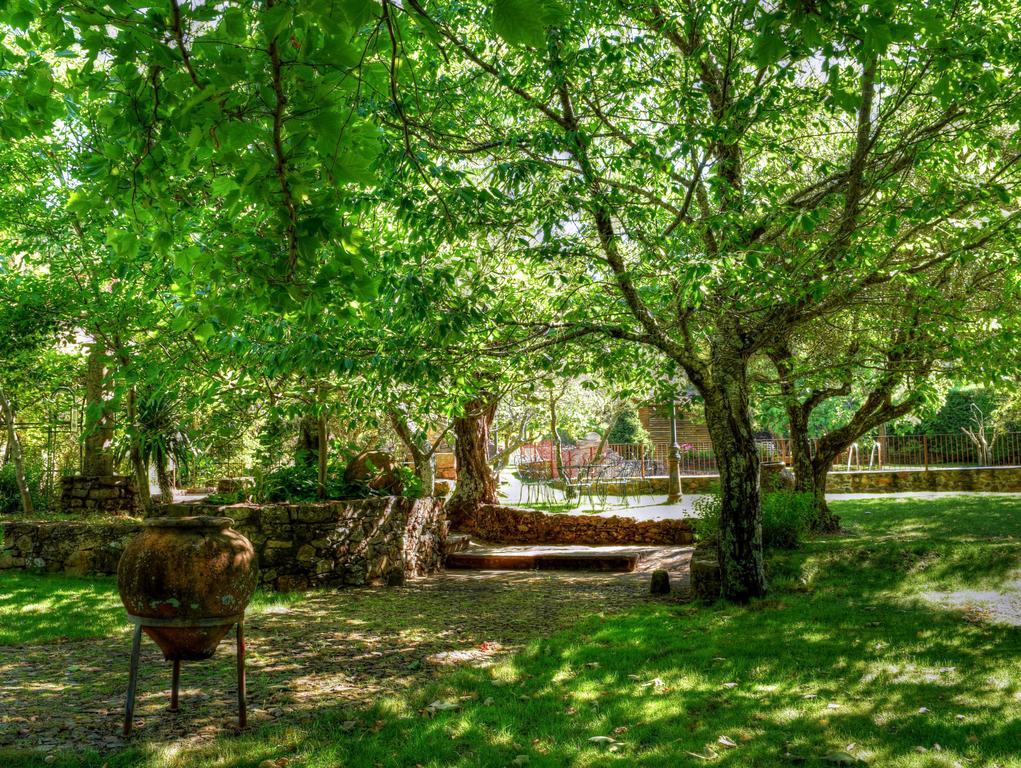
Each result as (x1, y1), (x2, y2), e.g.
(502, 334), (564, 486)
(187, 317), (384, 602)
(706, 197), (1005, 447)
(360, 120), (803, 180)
(252, 459), (422, 503)
(760, 491), (815, 549)
(692, 491), (815, 550)
(692, 494), (721, 543)
(607, 409), (653, 450)
(0, 462), (44, 515)
(257, 462), (352, 502)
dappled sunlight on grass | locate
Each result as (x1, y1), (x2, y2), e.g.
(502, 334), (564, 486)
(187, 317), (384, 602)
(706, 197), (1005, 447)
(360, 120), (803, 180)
(0, 572), (306, 647)
(2, 496), (1021, 766)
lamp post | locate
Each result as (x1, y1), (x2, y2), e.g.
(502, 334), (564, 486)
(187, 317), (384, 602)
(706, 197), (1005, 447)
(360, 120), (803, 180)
(667, 401), (682, 503)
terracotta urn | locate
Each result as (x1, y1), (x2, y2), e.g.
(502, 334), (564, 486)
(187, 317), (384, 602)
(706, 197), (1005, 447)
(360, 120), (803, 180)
(117, 516), (258, 661)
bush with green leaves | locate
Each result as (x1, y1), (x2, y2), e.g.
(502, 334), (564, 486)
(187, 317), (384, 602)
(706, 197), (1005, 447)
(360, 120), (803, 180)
(0, 461), (44, 515)
(607, 409), (653, 450)
(693, 491), (816, 551)
(692, 494), (722, 543)
(252, 460), (423, 503)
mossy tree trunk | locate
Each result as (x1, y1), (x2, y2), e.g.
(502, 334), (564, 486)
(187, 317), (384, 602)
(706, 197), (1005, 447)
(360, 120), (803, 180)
(701, 354), (767, 602)
(82, 343), (115, 477)
(446, 394), (498, 528)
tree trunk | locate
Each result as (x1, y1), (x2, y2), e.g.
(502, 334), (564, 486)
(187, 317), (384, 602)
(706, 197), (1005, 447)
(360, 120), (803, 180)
(296, 416), (319, 467)
(387, 407), (436, 497)
(155, 454), (173, 504)
(317, 412), (328, 499)
(0, 387), (34, 516)
(446, 394), (499, 528)
(809, 454), (841, 531)
(701, 358), (767, 602)
(126, 386), (151, 513)
(786, 404), (815, 495)
(550, 392), (573, 498)
(592, 406), (624, 465)
(784, 401), (841, 531)
(82, 343), (115, 476)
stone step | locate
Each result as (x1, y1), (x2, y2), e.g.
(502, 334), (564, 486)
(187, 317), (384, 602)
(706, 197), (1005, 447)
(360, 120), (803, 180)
(446, 549), (640, 573)
(444, 534), (471, 555)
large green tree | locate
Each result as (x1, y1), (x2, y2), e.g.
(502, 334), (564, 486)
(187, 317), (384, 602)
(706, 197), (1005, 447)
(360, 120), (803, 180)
(380, 0), (1021, 599)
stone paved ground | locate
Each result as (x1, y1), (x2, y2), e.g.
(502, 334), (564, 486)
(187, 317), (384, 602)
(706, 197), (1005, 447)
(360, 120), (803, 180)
(0, 561), (690, 756)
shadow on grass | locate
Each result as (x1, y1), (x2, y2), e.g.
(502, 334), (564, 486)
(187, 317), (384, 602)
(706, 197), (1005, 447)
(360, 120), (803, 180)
(23, 588), (1012, 768)
(3, 495), (1020, 767)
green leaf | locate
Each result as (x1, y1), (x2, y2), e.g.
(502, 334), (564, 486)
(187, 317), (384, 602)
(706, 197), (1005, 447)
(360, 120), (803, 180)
(222, 8), (245, 40)
(338, 0), (378, 29)
(492, 0), (565, 48)
(752, 29), (785, 67)
(193, 321), (215, 343)
(260, 2), (293, 40)
(211, 176), (239, 197)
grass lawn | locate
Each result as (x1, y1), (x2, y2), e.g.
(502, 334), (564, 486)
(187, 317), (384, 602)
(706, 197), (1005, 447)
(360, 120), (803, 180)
(0, 572), (302, 646)
(3, 495), (1021, 767)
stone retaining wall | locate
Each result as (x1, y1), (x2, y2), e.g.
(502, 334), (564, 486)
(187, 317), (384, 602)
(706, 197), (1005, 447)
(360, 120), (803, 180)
(1, 497), (447, 591)
(825, 466), (1021, 493)
(0, 519), (142, 575)
(458, 504), (693, 546)
(60, 475), (136, 515)
(552, 465), (1021, 496)
(224, 497), (446, 590)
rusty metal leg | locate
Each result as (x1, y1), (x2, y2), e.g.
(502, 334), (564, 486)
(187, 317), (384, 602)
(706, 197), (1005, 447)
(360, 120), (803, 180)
(123, 624), (143, 736)
(236, 620), (247, 729)
(170, 659), (181, 712)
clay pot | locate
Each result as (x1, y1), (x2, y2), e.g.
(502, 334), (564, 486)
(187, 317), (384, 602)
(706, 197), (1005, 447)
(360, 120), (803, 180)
(117, 516), (258, 661)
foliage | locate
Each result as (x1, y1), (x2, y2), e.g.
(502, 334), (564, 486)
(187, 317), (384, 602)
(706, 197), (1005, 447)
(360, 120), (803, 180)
(253, 459), (421, 502)
(203, 489), (249, 506)
(132, 391), (194, 479)
(2, 0), (1021, 601)
(257, 462), (353, 503)
(691, 493), (722, 543)
(694, 491), (815, 550)
(607, 410), (652, 450)
(0, 461), (44, 515)
(760, 491), (816, 550)
(910, 387), (1005, 436)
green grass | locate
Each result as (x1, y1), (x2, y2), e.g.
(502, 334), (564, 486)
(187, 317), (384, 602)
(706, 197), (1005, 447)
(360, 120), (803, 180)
(4, 495), (1021, 767)
(514, 500), (594, 514)
(0, 572), (303, 646)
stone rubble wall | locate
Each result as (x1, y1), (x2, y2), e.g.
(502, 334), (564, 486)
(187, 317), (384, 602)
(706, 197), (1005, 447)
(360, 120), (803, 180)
(824, 466), (1021, 493)
(223, 496), (446, 591)
(1, 497), (447, 591)
(0, 519), (142, 575)
(460, 504), (693, 546)
(552, 465), (1021, 496)
(60, 475), (137, 515)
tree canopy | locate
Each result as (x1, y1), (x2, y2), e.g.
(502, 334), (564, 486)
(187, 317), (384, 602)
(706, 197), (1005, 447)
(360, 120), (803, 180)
(1, 0), (1019, 600)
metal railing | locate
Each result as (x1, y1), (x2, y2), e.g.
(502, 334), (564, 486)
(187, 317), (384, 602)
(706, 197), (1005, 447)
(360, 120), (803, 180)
(515, 432), (1021, 480)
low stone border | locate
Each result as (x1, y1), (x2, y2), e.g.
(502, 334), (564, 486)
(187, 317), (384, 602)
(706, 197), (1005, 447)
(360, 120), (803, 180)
(456, 504), (693, 546)
(826, 465), (1021, 493)
(0, 519), (142, 575)
(551, 464), (1021, 496)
